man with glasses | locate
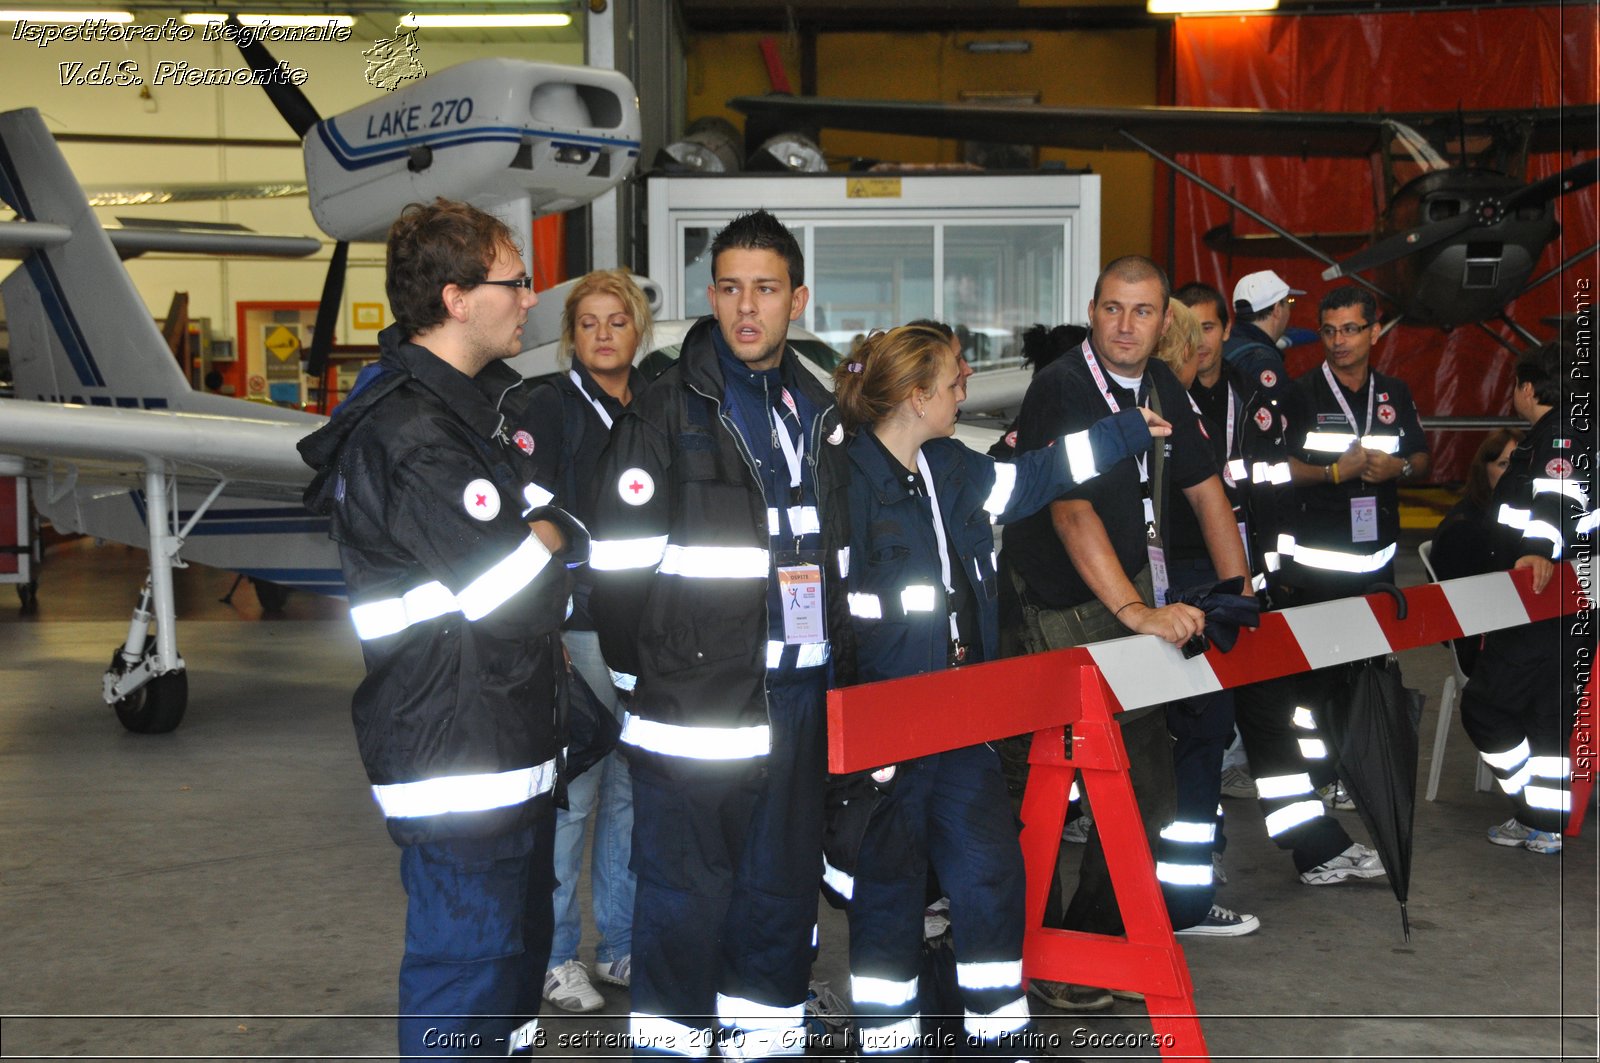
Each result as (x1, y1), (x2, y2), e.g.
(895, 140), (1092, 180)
(300, 197), (586, 1057)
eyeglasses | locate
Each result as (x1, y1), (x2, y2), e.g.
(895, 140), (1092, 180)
(1319, 322), (1372, 339)
(478, 276), (533, 290)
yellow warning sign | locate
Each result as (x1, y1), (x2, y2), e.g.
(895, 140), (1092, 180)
(846, 177), (902, 199)
(264, 325), (301, 363)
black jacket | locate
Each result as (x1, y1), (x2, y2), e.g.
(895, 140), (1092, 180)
(1489, 409), (1593, 566)
(587, 317), (852, 755)
(299, 325), (588, 846)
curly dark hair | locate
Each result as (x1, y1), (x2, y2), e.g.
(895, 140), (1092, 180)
(386, 198), (519, 336)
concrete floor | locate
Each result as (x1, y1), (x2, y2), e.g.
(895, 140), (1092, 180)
(1, 536), (1596, 1061)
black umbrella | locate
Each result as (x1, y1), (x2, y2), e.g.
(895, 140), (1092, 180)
(1317, 587), (1424, 941)
(1171, 575), (1262, 658)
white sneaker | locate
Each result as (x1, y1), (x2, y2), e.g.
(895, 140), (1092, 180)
(1220, 766), (1258, 800)
(1487, 817), (1563, 854)
(543, 959), (604, 1013)
(1318, 781), (1356, 811)
(1299, 842), (1386, 885)
(1175, 904), (1260, 937)
(594, 954), (632, 987)
(1064, 813), (1093, 844)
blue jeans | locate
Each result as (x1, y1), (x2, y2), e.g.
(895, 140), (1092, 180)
(549, 629), (636, 967)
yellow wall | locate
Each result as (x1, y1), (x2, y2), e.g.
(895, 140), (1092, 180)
(685, 28), (1160, 264)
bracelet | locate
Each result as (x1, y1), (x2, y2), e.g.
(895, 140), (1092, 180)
(1114, 601), (1141, 617)
(1329, 462), (1341, 485)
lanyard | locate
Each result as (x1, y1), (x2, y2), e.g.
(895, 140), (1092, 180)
(914, 450), (962, 644)
(569, 369), (614, 431)
(1322, 362), (1374, 439)
(772, 408), (804, 491)
(1081, 340), (1150, 487)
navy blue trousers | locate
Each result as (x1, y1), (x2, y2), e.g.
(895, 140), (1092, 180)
(628, 677), (826, 1059)
(849, 744), (1030, 1059)
(397, 814), (556, 1059)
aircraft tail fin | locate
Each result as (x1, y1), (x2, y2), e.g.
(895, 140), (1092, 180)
(0, 107), (269, 416)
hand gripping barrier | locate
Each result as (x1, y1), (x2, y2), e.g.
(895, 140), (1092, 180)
(826, 562), (1595, 1061)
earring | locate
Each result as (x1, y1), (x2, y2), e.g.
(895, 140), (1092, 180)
(917, 406), (925, 418)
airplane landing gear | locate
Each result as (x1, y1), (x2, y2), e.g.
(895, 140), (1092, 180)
(108, 641), (187, 733)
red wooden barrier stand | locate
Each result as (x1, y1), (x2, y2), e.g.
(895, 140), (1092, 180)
(827, 562), (1595, 1061)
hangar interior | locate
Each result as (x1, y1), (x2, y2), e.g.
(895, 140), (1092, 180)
(0, 0), (1596, 1060)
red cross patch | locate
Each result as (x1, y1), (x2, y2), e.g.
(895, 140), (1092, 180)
(1376, 404), (1396, 425)
(1254, 407), (1274, 432)
(618, 467), (655, 506)
(512, 430), (536, 455)
(1546, 457), (1574, 479)
(1259, 369), (1278, 389)
(1004, 430), (1018, 449)
(463, 478), (501, 521)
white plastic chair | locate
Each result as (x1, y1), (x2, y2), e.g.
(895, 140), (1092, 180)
(1418, 541), (1496, 801)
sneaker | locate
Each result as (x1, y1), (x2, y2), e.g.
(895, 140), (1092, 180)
(1027, 979), (1112, 1011)
(1212, 852), (1228, 885)
(1109, 987), (1145, 1003)
(1299, 842), (1386, 885)
(923, 897), (951, 939)
(543, 958), (604, 1013)
(1220, 766), (1257, 800)
(804, 979), (850, 1038)
(1064, 813), (1093, 845)
(594, 954), (631, 987)
(1318, 781), (1356, 811)
(1175, 904), (1261, 937)
(1487, 817), (1564, 854)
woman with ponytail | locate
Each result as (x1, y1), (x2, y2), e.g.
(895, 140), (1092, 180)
(828, 325), (1168, 1058)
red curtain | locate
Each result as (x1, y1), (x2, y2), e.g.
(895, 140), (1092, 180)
(1156, 5), (1598, 480)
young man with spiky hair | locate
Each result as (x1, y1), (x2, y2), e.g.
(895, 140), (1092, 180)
(588, 209), (851, 1059)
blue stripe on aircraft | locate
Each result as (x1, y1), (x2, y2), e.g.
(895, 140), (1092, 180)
(315, 118), (639, 172)
(0, 133), (109, 389)
(130, 493), (330, 536)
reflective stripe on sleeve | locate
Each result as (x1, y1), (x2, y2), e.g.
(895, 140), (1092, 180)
(619, 712), (769, 759)
(659, 544), (770, 578)
(1523, 519), (1564, 557)
(521, 482), (554, 515)
(849, 592), (884, 619)
(1303, 431), (1400, 454)
(1291, 541), (1396, 574)
(1252, 460), (1291, 485)
(350, 579), (457, 640)
(457, 534), (554, 620)
(983, 461), (1020, 516)
(901, 584), (939, 612)
(1533, 478), (1590, 507)
(1063, 429), (1099, 485)
(589, 535), (669, 571)
(371, 759), (556, 818)
(1498, 504), (1531, 530)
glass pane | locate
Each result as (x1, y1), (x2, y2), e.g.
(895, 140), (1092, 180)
(809, 226), (935, 353)
(680, 226), (714, 316)
(943, 224), (1064, 369)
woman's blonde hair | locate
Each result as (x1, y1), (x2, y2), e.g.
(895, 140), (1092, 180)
(831, 325), (953, 431)
(559, 268), (653, 364)
(1155, 299), (1202, 376)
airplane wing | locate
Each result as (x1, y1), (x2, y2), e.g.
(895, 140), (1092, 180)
(728, 96), (1596, 157)
(0, 401), (317, 501)
(0, 218), (321, 258)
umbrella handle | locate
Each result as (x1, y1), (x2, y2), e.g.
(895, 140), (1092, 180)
(1364, 581), (1407, 621)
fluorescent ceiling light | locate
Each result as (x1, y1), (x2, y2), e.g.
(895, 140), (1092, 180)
(1147, 0), (1279, 13)
(400, 13), (573, 29)
(0, 8), (134, 20)
(181, 13), (355, 27)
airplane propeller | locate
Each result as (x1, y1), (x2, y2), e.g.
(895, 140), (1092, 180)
(1323, 155), (1599, 281)
(229, 16), (345, 378)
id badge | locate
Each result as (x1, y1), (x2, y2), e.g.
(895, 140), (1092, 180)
(1349, 495), (1379, 544)
(1147, 542), (1170, 608)
(777, 564), (824, 644)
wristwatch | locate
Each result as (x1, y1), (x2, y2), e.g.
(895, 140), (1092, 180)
(1400, 458), (1413, 480)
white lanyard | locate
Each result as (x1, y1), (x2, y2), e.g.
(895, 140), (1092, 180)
(1224, 386), (1237, 460)
(569, 369), (614, 431)
(1081, 340), (1149, 486)
(772, 408), (804, 490)
(914, 450), (962, 643)
(1322, 362), (1374, 439)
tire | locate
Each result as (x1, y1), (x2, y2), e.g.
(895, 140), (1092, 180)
(251, 577), (290, 613)
(109, 645), (188, 733)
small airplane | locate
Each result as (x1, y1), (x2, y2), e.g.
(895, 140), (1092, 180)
(0, 55), (641, 733)
(726, 94), (1598, 343)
